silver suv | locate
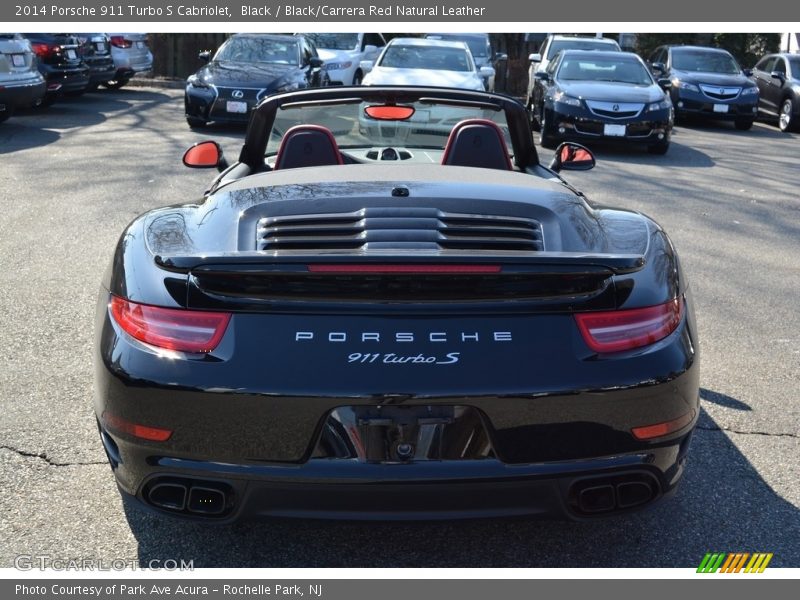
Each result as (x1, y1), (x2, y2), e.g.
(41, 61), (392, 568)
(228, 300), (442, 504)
(0, 34), (45, 123)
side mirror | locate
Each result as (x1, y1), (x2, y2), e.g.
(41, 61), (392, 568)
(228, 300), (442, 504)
(363, 44), (378, 54)
(479, 65), (495, 78)
(742, 68), (753, 77)
(651, 62), (666, 75)
(495, 52), (508, 62)
(198, 50), (211, 63)
(360, 60), (374, 73)
(549, 142), (595, 173)
(308, 56), (324, 69)
(657, 78), (673, 91)
(535, 71), (550, 81)
(769, 70), (785, 81)
(183, 141), (227, 172)
(528, 53), (542, 63)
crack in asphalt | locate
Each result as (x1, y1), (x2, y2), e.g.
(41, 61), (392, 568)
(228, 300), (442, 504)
(0, 446), (106, 467)
(696, 426), (799, 439)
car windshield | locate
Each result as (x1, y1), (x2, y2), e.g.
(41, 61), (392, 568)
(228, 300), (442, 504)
(558, 55), (653, 84)
(378, 45), (472, 72)
(304, 33), (358, 51)
(547, 39), (619, 60)
(672, 50), (740, 74)
(214, 37), (298, 65)
(428, 35), (488, 57)
(265, 98), (512, 157)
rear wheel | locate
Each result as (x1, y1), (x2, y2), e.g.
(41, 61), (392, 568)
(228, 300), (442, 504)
(539, 108), (558, 149)
(102, 77), (130, 90)
(39, 94), (58, 107)
(778, 98), (799, 132)
(734, 118), (754, 131)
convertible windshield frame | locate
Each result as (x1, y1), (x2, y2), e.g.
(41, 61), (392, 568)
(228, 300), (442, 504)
(240, 86), (539, 170)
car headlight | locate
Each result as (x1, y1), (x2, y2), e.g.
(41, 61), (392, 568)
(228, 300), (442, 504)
(552, 91), (582, 107)
(675, 81), (699, 92)
(323, 61), (352, 71)
(187, 75), (210, 89)
(740, 86), (759, 96)
(647, 98), (672, 111)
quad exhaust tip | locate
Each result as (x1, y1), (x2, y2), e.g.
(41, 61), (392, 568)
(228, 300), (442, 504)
(144, 478), (232, 517)
(570, 473), (659, 516)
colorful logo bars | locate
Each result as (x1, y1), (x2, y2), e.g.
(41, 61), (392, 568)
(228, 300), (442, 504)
(697, 552), (773, 573)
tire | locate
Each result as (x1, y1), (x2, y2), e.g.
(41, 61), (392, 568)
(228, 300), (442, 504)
(39, 94), (58, 107)
(0, 108), (12, 123)
(778, 98), (799, 133)
(186, 116), (207, 129)
(352, 70), (363, 86)
(734, 118), (754, 131)
(647, 140), (670, 155)
(539, 108), (558, 149)
(102, 77), (130, 90)
(527, 99), (541, 132)
(85, 83), (100, 93)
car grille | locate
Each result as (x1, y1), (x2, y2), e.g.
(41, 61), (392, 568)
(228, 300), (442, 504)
(585, 100), (644, 119)
(216, 86), (265, 102)
(256, 207), (544, 252)
(699, 85), (740, 100)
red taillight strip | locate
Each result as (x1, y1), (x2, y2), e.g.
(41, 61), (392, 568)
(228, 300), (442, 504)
(307, 264), (502, 274)
(631, 410), (696, 441)
(109, 296), (231, 353)
(102, 412), (172, 442)
(574, 298), (684, 353)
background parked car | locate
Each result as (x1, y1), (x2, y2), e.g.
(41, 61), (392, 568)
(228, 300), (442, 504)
(23, 33), (89, 105)
(303, 33), (385, 86)
(425, 33), (507, 91)
(184, 33), (328, 129)
(361, 37), (487, 91)
(648, 45), (759, 130)
(525, 35), (621, 110)
(531, 50), (673, 154)
(74, 33), (115, 92)
(104, 33), (153, 89)
(752, 53), (800, 132)
(0, 34), (45, 122)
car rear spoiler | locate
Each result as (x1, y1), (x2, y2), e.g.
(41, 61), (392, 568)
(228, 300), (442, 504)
(154, 252), (646, 275)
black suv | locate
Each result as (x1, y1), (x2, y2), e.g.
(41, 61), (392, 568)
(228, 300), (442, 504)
(74, 33), (116, 92)
(647, 45), (759, 130)
(23, 33), (90, 105)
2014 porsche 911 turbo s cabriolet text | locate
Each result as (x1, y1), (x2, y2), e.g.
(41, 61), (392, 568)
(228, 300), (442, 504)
(94, 86), (699, 522)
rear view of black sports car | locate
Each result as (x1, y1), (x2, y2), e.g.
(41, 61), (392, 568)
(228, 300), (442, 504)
(184, 33), (327, 128)
(531, 50), (673, 153)
(95, 86), (699, 522)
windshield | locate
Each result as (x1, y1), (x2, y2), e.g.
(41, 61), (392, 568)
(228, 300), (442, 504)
(214, 37), (298, 65)
(558, 55), (653, 85)
(265, 99), (512, 157)
(428, 35), (489, 57)
(378, 45), (472, 72)
(672, 50), (740, 74)
(547, 39), (619, 60)
(304, 33), (358, 51)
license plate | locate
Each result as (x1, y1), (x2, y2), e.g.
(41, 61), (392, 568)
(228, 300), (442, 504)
(95, 42), (106, 52)
(12, 54), (25, 67)
(66, 49), (77, 60)
(226, 101), (248, 114)
(713, 104), (729, 113)
(603, 124), (626, 137)
(136, 41), (145, 49)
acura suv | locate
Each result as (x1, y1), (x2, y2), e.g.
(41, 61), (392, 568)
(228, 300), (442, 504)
(0, 34), (45, 122)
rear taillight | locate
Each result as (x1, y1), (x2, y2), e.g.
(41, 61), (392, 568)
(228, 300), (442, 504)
(110, 36), (132, 49)
(110, 296), (230, 353)
(574, 298), (683, 353)
(31, 42), (57, 59)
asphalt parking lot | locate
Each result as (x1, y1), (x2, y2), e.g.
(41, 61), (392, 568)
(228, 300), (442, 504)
(0, 87), (798, 568)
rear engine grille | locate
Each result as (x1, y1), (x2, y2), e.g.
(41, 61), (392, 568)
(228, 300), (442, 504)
(256, 207), (544, 252)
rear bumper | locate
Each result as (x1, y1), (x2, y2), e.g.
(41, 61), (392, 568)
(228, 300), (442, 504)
(0, 76), (46, 107)
(38, 64), (90, 94)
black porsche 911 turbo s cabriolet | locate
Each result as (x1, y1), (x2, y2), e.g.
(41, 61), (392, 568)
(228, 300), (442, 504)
(95, 86), (699, 522)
